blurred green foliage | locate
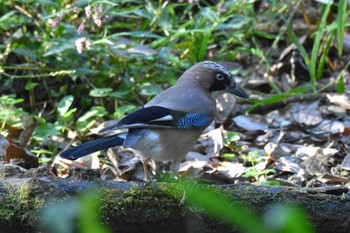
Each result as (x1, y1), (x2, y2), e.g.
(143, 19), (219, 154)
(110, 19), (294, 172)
(166, 177), (315, 233)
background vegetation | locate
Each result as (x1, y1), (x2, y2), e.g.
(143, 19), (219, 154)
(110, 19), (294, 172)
(1, 0), (347, 153)
(0, 0), (349, 232)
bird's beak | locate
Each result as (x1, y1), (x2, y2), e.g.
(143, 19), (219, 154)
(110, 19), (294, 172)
(227, 78), (249, 98)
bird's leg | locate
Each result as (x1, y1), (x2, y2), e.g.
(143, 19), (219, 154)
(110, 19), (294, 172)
(169, 159), (181, 178)
(143, 162), (151, 182)
(179, 190), (187, 205)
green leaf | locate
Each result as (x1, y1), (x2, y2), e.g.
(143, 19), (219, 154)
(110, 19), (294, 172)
(109, 90), (130, 99)
(33, 116), (47, 124)
(0, 94), (24, 106)
(25, 82), (39, 91)
(32, 149), (53, 156)
(43, 39), (76, 57)
(243, 167), (260, 178)
(337, 0), (347, 57)
(0, 10), (17, 24)
(252, 30), (277, 40)
(247, 94), (290, 112)
(197, 31), (211, 61)
(316, 31), (335, 79)
(310, 2), (332, 92)
(0, 14), (27, 30)
(199, 7), (217, 23)
(33, 123), (60, 141)
(225, 14), (251, 30)
(108, 31), (162, 39)
(77, 110), (98, 123)
(221, 153), (236, 159)
(76, 106), (108, 132)
(90, 88), (113, 97)
(337, 74), (345, 93)
(38, 157), (53, 164)
(287, 25), (310, 65)
(114, 104), (137, 119)
(14, 48), (37, 62)
(224, 131), (240, 145)
(140, 82), (162, 96)
(76, 119), (96, 133)
(247, 83), (314, 112)
(74, 68), (98, 76)
(57, 95), (74, 117)
(63, 108), (77, 119)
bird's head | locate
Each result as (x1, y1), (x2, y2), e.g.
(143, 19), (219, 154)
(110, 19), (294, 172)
(182, 61), (248, 99)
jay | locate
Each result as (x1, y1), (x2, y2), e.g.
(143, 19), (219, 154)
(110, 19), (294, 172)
(60, 61), (248, 180)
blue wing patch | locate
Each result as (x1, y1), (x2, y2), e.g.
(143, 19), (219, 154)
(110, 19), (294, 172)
(177, 113), (211, 129)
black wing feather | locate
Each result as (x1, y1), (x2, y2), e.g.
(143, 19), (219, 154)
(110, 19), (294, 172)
(99, 106), (211, 132)
(60, 135), (124, 159)
(100, 106), (177, 132)
(119, 106), (171, 125)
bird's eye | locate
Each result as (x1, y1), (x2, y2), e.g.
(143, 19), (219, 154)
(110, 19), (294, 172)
(216, 73), (224, 81)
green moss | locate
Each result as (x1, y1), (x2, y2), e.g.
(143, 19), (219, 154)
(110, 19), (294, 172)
(0, 182), (44, 227)
(99, 184), (184, 224)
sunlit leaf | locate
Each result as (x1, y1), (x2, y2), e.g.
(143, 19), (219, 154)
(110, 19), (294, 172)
(57, 95), (74, 117)
(24, 82), (39, 91)
(140, 82), (162, 96)
(337, 74), (345, 93)
(90, 88), (113, 97)
(33, 123), (60, 141)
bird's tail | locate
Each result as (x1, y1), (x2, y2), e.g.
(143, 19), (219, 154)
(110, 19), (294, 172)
(59, 135), (124, 160)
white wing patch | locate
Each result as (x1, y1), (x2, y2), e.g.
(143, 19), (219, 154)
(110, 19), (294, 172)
(149, 115), (173, 122)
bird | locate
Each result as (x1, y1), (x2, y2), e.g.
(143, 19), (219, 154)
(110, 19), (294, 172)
(60, 61), (248, 181)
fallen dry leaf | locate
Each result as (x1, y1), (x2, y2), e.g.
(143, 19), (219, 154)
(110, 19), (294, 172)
(210, 161), (245, 180)
(275, 156), (301, 174)
(320, 173), (350, 184)
(340, 154), (350, 170)
(327, 94), (350, 110)
(232, 115), (268, 131)
(3, 135), (38, 169)
(264, 142), (290, 159)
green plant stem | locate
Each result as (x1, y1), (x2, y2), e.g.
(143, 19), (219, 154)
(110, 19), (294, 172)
(337, 0), (347, 57)
(310, 2), (332, 92)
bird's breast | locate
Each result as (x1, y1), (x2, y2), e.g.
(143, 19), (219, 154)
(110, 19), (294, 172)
(122, 128), (203, 163)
